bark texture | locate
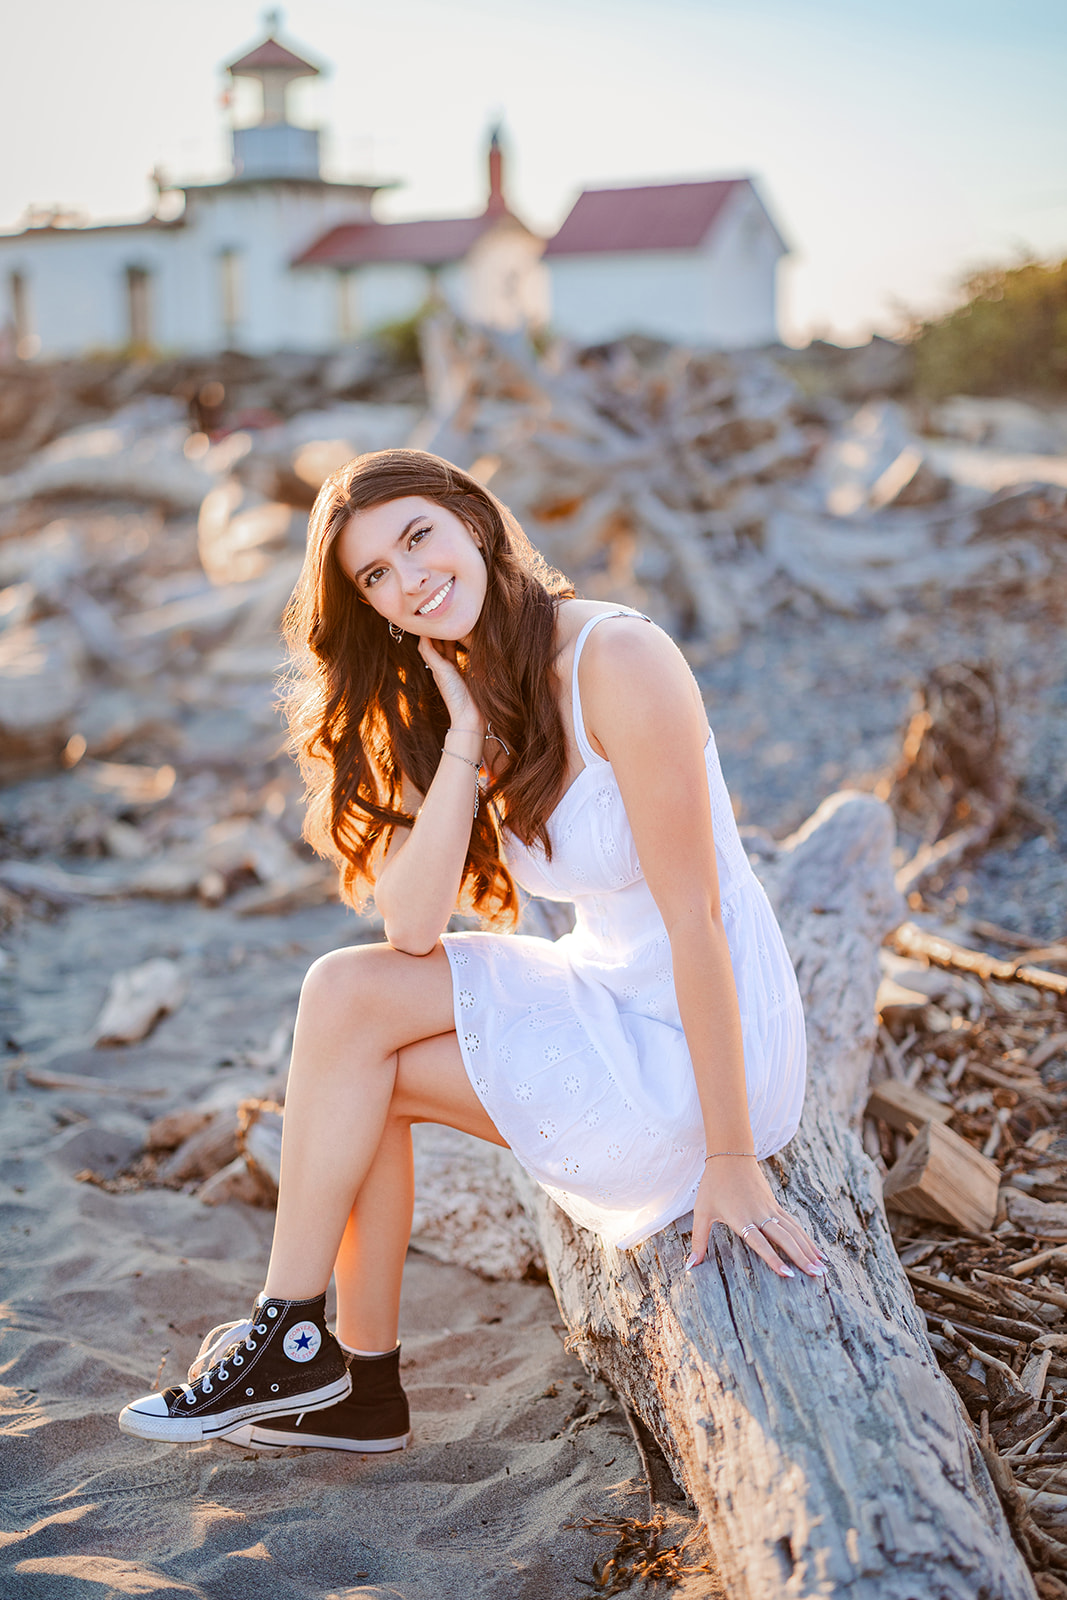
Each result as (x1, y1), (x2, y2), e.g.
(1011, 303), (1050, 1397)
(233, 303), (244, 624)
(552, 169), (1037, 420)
(518, 791), (1037, 1599)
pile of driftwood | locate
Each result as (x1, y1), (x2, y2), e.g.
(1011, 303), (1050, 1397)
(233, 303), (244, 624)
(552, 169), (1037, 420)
(2, 323), (1064, 855)
(410, 315), (1067, 652)
(0, 342), (423, 476)
(875, 657), (1028, 899)
(869, 915), (1067, 1591)
(4, 326), (1067, 1593)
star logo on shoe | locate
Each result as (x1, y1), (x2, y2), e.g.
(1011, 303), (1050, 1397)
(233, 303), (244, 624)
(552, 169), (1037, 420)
(283, 1321), (322, 1362)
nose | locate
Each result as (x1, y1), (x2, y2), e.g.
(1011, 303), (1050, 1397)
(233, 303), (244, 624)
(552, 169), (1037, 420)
(399, 554), (430, 596)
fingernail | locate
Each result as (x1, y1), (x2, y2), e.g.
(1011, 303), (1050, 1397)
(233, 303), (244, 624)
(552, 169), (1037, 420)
(818, 1249), (829, 1262)
(779, 1266), (796, 1278)
(684, 1253), (697, 1272)
(804, 1263), (827, 1277)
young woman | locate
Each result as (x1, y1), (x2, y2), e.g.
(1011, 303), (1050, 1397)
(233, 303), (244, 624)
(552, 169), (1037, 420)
(119, 448), (820, 1452)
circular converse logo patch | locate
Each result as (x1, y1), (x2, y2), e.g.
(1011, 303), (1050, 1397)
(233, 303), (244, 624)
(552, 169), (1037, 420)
(283, 1321), (321, 1362)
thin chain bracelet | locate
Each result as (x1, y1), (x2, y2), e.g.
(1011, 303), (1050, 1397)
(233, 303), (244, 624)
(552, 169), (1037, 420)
(441, 746), (483, 817)
(704, 1151), (757, 1163)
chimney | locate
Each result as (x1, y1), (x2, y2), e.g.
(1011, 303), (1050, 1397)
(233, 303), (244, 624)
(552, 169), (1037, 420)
(486, 124), (506, 215)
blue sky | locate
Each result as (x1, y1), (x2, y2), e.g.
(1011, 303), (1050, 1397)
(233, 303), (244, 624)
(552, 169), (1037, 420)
(2, 0), (1064, 343)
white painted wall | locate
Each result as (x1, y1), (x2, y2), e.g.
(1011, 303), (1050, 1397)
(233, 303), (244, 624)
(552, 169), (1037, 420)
(546, 184), (784, 348)
(0, 226), (175, 354)
(701, 183), (783, 347)
(0, 181), (376, 357)
(0, 180), (553, 358)
(171, 183), (376, 352)
(463, 224), (548, 329)
(295, 226), (547, 342)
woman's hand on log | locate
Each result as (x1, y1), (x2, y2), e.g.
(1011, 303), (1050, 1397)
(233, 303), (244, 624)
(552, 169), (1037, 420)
(686, 1158), (828, 1281)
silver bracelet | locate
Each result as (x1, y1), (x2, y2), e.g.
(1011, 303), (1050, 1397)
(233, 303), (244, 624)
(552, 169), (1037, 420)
(441, 746), (484, 818)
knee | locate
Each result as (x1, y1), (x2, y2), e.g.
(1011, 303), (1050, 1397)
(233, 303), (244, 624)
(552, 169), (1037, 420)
(297, 943), (391, 1030)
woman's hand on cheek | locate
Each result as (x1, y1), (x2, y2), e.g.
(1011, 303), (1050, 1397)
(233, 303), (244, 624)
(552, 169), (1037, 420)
(685, 1159), (828, 1283)
(418, 635), (483, 731)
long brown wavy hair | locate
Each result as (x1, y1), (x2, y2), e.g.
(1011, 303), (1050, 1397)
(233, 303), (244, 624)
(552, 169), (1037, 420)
(282, 449), (577, 929)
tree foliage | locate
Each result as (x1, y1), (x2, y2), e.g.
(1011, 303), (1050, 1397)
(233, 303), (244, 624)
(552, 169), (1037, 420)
(906, 256), (1067, 397)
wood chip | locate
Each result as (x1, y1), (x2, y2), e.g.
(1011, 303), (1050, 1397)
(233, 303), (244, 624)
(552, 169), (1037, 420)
(889, 921), (1067, 997)
(970, 1268), (1060, 1315)
(883, 1120), (1001, 1233)
(23, 1067), (166, 1099)
(1007, 1245), (1067, 1278)
(905, 1266), (989, 1312)
(868, 1079), (954, 1134)
(1029, 1032), (1067, 1071)
(1021, 1348), (1054, 1400)
(1003, 1187), (1067, 1243)
(942, 1320), (1025, 1389)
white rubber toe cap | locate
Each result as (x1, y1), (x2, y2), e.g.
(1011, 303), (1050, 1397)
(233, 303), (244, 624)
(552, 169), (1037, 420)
(118, 1391), (203, 1441)
(123, 1392), (169, 1418)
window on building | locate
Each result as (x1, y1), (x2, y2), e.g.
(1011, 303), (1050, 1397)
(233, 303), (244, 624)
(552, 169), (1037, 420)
(126, 265), (152, 349)
(9, 271), (38, 359)
(220, 249), (243, 347)
(425, 264), (444, 309)
(742, 214), (763, 259)
(337, 269), (358, 341)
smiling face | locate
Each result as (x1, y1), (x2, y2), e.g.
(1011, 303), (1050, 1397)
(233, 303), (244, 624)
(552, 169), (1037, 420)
(336, 495), (489, 646)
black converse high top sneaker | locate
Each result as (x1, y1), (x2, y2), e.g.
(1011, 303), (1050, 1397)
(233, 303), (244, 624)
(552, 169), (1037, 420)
(224, 1344), (411, 1453)
(118, 1292), (351, 1443)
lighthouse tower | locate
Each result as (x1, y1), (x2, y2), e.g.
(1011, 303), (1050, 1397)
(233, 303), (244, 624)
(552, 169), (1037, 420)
(227, 23), (323, 180)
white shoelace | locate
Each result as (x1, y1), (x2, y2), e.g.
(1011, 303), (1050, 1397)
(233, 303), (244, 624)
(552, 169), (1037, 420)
(180, 1316), (262, 1401)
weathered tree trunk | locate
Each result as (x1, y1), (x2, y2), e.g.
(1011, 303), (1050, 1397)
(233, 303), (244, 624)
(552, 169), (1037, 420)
(518, 791), (1037, 1599)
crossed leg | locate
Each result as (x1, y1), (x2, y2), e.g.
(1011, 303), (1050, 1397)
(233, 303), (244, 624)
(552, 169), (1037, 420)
(262, 941), (505, 1348)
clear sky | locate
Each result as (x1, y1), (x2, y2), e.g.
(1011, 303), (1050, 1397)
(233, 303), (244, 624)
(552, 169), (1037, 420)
(2, 0), (1065, 345)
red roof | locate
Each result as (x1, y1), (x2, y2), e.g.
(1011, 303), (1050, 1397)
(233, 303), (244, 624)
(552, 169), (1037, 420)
(544, 179), (746, 257)
(294, 214), (506, 268)
(228, 37), (320, 77)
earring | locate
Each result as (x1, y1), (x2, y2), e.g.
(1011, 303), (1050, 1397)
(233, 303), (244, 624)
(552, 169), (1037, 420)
(389, 621), (404, 644)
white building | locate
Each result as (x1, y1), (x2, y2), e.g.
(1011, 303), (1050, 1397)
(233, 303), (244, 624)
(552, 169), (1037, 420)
(291, 130), (547, 336)
(544, 178), (787, 348)
(0, 24), (788, 360)
(0, 30), (545, 359)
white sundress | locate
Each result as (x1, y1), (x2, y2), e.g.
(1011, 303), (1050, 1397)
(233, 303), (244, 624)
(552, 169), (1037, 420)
(441, 608), (806, 1250)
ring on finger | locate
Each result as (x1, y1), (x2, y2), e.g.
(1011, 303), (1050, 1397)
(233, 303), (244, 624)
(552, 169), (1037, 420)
(740, 1223), (762, 1242)
(759, 1214), (784, 1230)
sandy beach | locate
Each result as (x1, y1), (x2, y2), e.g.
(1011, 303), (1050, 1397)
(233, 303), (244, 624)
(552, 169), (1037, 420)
(1, 324), (1065, 1596)
(3, 568), (1066, 1596)
(0, 890), (720, 1600)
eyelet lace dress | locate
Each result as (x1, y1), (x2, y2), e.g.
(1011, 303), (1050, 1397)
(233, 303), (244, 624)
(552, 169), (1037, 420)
(441, 609), (806, 1249)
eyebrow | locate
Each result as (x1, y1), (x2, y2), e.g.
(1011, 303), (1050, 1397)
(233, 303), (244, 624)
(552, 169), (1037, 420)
(350, 516), (425, 583)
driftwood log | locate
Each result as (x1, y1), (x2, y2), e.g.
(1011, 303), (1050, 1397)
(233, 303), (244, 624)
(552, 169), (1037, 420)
(515, 791), (1038, 1598)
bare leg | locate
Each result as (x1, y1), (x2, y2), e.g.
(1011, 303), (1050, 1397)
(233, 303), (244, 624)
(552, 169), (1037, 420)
(263, 942), (503, 1305)
(332, 1027), (508, 1352)
(332, 1117), (413, 1353)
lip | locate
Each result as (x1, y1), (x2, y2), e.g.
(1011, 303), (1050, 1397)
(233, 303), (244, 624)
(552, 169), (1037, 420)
(415, 577), (455, 619)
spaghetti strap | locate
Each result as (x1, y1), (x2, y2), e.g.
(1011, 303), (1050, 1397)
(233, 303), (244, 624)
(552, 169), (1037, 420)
(570, 607), (652, 767)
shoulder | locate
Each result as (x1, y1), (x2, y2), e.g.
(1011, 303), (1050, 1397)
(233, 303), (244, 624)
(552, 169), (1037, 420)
(577, 612), (709, 753)
(579, 608), (697, 697)
(554, 599), (669, 671)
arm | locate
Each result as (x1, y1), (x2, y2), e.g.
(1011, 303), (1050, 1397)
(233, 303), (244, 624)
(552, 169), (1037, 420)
(373, 635), (486, 956)
(579, 620), (824, 1280)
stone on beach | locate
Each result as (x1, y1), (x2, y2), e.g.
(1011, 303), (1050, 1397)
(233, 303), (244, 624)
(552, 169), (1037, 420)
(91, 956), (187, 1045)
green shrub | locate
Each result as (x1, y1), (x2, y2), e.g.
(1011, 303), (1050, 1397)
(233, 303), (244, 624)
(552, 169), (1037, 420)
(372, 307), (430, 368)
(906, 255), (1067, 397)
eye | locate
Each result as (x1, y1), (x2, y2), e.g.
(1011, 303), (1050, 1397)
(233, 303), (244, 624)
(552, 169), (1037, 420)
(409, 525), (431, 546)
(362, 567), (386, 589)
